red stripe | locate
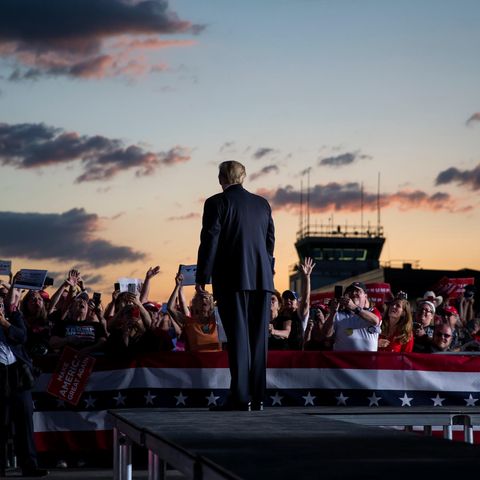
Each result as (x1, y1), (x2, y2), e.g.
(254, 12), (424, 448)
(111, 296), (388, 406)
(34, 430), (112, 453)
(35, 351), (480, 373)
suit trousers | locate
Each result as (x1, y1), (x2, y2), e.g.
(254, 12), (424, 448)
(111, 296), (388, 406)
(216, 290), (271, 405)
(0, 363), (37, 471)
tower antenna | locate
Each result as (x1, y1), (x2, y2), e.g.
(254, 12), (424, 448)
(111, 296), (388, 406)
(360, 182), (364, 232)
(307, 168), (311, 234)
(377, 172), (381, 235)
(300, 179), (304, 235)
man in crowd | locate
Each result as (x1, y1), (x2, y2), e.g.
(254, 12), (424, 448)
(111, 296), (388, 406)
(0, 297), (48, 477)
(323, 282), (382, 351)
(196, 161), (275, 411)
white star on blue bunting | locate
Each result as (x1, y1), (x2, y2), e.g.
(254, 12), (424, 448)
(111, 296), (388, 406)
(431, 394), (445, 407)
(302, 392), (316, 406)
(270, 392), (283, 406)
(174, 392), (188, 406)
(367, 392), (382, 407)
(113, 392), (127, 406)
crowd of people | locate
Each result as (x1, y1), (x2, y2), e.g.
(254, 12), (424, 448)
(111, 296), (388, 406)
(0, 261), (478, 475)
(0, 262), (478, 362)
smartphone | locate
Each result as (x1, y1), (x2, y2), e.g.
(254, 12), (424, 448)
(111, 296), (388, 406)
(161, 302), (168, 314)
(334, 285), (343, 299)
(44, 276), (54, 287)
(127, 283), (137, 294)
(114, 282), (120, 291)
(93, 292), (101, 307)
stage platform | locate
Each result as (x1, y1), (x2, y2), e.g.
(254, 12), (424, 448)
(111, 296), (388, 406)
(109, 407), (480, 480)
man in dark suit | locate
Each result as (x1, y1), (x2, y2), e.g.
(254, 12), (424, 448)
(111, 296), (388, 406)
(196, 161), (275, 411)
(0, 298), (48, 477)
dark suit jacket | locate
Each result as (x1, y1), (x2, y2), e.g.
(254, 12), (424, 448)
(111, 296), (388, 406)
(196, 184), (275, 297)
(2, 309), (32, 368)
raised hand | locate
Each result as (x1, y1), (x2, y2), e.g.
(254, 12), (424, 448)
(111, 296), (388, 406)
(146, 265), (160, 280)
(299, 257), (315, 277)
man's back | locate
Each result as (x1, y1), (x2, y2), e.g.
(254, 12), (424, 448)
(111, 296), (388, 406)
(197, 183), (274, 295)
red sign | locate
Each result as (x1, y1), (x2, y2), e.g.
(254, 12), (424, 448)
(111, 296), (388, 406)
(47, 347), (96, 406)
(311, 282), (392, 308)
(432, 277), (475, 300)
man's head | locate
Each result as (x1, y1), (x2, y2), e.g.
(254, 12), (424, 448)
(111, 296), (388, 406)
(218, 161), (246, 188)
(432, 323), (453, 351)
(442, 305), (460, 329)
(345, 282), (368, 308)
(281, 290), (298, 312)
(416, 300), (435, 326)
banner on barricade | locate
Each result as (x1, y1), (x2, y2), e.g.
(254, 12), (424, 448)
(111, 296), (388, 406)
(47, 347), (96, 406)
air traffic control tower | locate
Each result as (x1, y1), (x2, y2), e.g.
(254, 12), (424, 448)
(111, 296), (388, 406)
(289, 223), (385, 294)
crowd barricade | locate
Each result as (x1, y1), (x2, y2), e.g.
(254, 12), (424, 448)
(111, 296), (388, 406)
(32, 351), (480, 453)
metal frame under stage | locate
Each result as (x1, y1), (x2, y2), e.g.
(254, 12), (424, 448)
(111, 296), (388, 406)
(109, 407), (480, 480)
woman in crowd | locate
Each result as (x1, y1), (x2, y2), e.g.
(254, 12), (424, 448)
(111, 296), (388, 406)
(268, 291), (291, 350)
(49, 292), (107, 355)
(304, 304), (332, 350)
(20, 290), (52, 358)
(106, 292), (156, 356)
(167, 273), (221, 352)
(378, 298), (414, 352)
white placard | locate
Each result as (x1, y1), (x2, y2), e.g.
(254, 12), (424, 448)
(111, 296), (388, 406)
(117, 277), (143, 294)
(178, 264), (197, 286)
(14, 269), (48, 290)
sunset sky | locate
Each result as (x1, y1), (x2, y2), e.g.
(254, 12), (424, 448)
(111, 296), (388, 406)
(1, 0), (480, 303)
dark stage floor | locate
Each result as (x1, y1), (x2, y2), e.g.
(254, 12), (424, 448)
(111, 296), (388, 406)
(109, 406), (480, 479)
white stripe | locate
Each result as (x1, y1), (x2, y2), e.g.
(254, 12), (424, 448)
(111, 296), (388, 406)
(34, 410), (110, 432)
(33, 367), (480, 393)
(35, 367), (232, 391)
(268, 368), (480, 392)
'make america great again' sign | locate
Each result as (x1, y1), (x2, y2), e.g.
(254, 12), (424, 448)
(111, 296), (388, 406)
(47, 346), (96, 406)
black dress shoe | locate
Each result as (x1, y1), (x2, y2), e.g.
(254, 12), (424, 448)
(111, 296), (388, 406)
(210, 401), (251, 411)
(22, 467), (49, 477)
(251, 401), (264, 411)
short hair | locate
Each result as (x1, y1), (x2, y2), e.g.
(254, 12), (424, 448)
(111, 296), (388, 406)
(218, 161), (246, 185)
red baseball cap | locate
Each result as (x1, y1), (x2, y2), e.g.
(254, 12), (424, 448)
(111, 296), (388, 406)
(443, 305), (458, 315)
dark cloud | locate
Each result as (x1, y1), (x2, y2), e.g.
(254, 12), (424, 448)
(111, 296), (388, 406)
(466, 113), (480, 126)
(253, 148), (275, 160)
(249, 165), (279, 181)
(219, 141), (235, 153)
(167, 212), (200, 221)
(258, 182), (467, 213)
(435, 164), (480, 191)
(0, 0), (204, 80)
(0, 122), (190, 182)
(318, 151), (370, 168)
(0, 208), (146, 267)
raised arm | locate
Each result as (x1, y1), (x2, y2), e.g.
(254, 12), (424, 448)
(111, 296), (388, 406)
(167, 273), (187, 327)
(298, 257), (315, 330)
(140, 265), (160, 303)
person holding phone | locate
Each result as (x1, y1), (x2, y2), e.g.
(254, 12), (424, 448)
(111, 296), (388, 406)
(323, 282), (382, 351)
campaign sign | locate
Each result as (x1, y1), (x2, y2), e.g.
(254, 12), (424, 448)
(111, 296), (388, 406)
(13, 269), (47, 290)
(433, 276), (475, 300)
(0, 260), (11, 276)
(47, 347), (96, 406)
(366, 282), (393, 305)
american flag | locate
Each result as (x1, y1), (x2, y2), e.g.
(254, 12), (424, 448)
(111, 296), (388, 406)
(32, 351), (480, 452)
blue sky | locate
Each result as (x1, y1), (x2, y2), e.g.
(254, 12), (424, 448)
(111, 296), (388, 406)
(1, 0), (479, 300)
